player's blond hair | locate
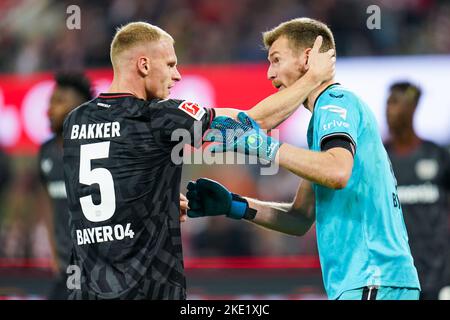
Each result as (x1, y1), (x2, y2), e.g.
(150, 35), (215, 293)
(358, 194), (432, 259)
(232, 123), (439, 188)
(263, 18), (335, 54)
(110, 22), (174, 68)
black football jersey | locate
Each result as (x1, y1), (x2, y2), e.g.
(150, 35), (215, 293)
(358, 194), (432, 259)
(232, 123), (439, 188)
(38, 137), (72, 272)
(63, 93), (213, 299)
(386, 140), (450, 292)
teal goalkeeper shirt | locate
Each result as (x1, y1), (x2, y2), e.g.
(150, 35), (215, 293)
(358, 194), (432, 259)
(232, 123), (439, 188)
(307, 83), (420, 299)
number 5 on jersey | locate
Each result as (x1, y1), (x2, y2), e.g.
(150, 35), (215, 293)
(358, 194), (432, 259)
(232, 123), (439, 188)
(79, 141), (116, 222)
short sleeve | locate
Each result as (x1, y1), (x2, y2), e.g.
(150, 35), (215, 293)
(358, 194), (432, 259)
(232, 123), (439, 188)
(315, 89), (359, 151)
(149, 99), (215, 148)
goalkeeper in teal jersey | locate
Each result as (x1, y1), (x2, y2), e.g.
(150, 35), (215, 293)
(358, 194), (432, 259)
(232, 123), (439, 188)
(186, 18), (420, 300)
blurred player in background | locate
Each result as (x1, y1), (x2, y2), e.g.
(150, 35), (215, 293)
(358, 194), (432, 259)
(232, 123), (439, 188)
(187, 18), (421, 300)
(38, 72), (93, 299)
(384, 81), (450, 300)
(62, 22), (335, 300)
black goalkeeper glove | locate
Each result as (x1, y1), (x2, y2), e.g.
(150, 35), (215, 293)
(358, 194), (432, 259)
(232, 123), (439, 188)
(186, 178), (257, 220)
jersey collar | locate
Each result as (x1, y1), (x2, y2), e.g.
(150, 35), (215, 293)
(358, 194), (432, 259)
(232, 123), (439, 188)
(98, 92), (136, 99)
(313, 82), (341, 109)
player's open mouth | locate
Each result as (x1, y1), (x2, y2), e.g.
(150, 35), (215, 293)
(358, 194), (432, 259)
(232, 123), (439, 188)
(273, 83), (283, 90)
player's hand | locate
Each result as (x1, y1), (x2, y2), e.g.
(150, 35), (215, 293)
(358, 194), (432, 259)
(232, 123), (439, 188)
(204, 112), (281, 162)
(180, 193), (188, 222)
(306, 35), (336, 85)
(186, 178), (252, 220)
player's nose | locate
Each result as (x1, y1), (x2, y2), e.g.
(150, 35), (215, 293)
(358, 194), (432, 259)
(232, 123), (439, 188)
(267, 65), (276, 81)
(173, 67), (181, 82)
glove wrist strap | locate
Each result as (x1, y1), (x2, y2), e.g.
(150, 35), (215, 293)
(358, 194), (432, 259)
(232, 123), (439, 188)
(229, 193), (257, 220)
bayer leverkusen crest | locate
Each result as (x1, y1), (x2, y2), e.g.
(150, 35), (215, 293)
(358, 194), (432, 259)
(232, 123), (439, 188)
(177, 101), (206, 120)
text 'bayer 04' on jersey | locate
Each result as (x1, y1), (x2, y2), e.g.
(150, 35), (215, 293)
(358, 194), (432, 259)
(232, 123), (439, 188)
(63, 93), (214, 299)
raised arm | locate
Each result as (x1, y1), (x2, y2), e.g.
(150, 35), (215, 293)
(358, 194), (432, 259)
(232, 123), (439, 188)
(205, 111), (354, 189)
(276, 145), (354, 189)
(214, 36), (335, 129)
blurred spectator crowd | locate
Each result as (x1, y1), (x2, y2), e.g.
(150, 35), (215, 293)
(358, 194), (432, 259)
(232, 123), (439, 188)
(1, 0), (450, 74)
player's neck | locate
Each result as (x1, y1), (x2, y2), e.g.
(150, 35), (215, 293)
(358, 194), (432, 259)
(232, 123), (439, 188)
(390, 130), (421, 155)
(305, 79), (335, 112)
(108, 74), (147, 100)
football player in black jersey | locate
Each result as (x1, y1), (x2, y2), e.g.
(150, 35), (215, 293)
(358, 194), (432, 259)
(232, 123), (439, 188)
(385, 81), (450, 300)
(38, 72), (93, 299)
(62, 21), (335, 300)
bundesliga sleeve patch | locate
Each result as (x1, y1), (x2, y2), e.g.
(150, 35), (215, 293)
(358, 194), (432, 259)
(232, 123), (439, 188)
(177, 101), (206, 121)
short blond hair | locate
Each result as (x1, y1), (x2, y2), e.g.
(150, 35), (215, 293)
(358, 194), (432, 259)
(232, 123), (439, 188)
(263, 18), (335, 53)
(110, 22), (173, 67)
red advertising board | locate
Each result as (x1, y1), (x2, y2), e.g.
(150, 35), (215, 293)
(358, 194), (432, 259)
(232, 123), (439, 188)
(0, 64), (276, 155)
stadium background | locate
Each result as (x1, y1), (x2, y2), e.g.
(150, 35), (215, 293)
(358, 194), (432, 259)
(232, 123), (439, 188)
(0, 0), (449, 299)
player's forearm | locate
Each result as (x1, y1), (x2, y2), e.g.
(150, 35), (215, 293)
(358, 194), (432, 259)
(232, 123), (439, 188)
(213, 108), (240, 120)
(246, 73), (320, 129)
(277, 144), (351, 189)
(244, 198), (313, 236)
(214, 73), (320, 130)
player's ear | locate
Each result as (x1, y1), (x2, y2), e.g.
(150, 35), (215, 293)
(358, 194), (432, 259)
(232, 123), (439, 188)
(302, 48), (312, 72)
(137, 56), (150, 76)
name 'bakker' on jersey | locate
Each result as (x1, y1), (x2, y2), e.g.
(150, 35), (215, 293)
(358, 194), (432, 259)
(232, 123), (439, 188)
(63, 92), (214, 300)
(70, 122), (121, 140)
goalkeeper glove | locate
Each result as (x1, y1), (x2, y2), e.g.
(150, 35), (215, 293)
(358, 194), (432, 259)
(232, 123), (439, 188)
(204, 112), (281, 162)
(186, 178), (257, 220)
